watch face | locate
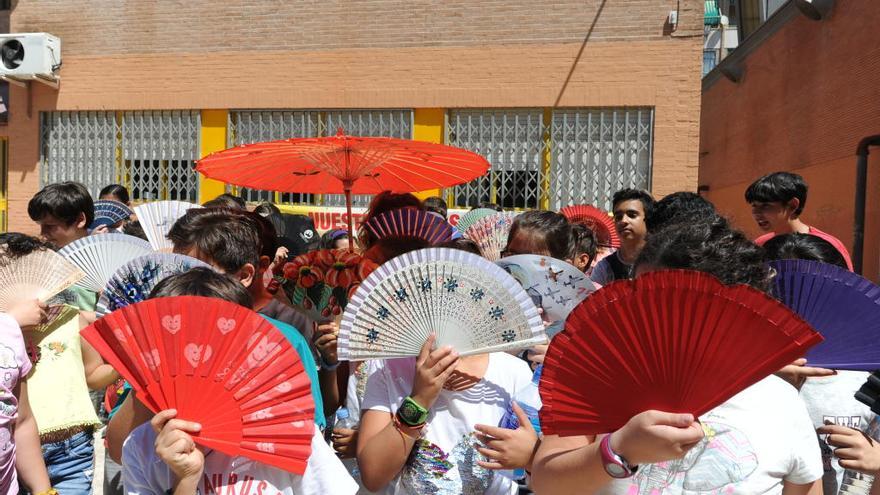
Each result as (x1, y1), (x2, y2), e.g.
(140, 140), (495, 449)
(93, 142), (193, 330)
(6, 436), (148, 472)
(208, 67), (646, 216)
(605, 462), (628, 479)
(399, 401), (422, 424)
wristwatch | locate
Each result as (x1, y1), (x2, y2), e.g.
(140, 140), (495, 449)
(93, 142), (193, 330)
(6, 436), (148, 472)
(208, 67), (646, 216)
(397, 396), (429, 426)
(599, 434), (638, 479)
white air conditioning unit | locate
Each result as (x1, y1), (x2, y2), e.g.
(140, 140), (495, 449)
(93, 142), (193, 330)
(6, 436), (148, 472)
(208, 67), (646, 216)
(0, 33), (61, 85)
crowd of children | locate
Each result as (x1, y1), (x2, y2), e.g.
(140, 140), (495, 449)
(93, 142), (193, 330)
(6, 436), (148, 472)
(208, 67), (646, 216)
(1, 169), (878, 495)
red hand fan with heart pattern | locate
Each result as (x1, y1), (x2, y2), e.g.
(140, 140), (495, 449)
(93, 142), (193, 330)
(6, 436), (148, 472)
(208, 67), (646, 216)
(539, 270), (823, 436)
(81, 296), (314, 474)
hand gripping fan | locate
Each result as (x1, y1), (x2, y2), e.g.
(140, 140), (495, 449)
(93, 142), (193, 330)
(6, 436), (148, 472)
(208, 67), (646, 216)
(90, 200), (133, 230)
(339, 247), (547, 360)
(455, 208), (498, 234)
(559, 204), (620, 249)
(464, 211), (519, 261)
(81, 296), (315, 474)
(59, 234), (154, 292)
(364, 208), (454, 245)
(770, 259), (880, 370)
(96, 253), (212, 317)
(133, 200), (201, 251)
(539, 270), (823, 436)
(496, 255), (595, 338)
(0, 249), (85, 311)
(34, 304), (81, 333)
(278, 249), (378, 322)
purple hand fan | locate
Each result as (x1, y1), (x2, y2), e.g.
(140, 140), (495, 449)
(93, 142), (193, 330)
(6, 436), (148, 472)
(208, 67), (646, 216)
(770, 259), (880, 370)
(364, 208), (453, 245)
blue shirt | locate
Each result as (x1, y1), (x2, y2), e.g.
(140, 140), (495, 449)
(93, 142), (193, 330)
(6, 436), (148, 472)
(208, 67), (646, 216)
(258, 315), (326, 429)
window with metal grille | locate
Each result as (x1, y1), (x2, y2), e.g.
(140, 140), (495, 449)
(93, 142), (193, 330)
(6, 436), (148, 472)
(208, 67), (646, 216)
(228, 110), (413, 207)
(447, 110), (545, 210)
(550, 108), (653, 211)
(40, 111), (200, 202)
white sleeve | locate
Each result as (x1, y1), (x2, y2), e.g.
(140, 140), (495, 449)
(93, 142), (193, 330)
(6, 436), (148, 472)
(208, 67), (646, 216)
(589, 258), (612, 286)
(784, 393), (825, 485)
(122, 426), (166, 495)
(361, 363), (394, 414)
(293, 430), (357, 495)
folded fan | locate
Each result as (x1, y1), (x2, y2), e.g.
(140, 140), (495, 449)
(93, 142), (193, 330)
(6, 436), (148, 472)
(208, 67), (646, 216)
(133, 200), (201, 251)
(35, 304), (80, 333)
(90, 200), (133, 230)
(770, 259), (880, 370)
(339, 247), (546, 360)
(0, 249), (85, 311)
(559, 204), (620, 249)
(59, 234), (154, 292)
(364, 208), (453, 245)
(496, 255), (595, 337)
(81, 296), (315, 474)
(455, 208), (498, 234)
(464, 212), (518, 261)
(277, 249), (378, 322)
(539, 270), (822, 436)
(96, 253), (212, 316)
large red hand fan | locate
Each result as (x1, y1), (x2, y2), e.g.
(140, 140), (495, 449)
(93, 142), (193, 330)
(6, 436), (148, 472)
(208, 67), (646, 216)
(559, 204), (620, 249)
(364, 208), (453, 245)
(539, 270), (822, 436)
(81, 296), (315, 474)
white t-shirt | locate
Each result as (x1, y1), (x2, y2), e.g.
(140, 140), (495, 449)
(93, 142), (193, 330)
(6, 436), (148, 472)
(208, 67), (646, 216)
(800, 371), (878, 494)
(598, 376), (823, 495)
(361, 352), (532, 495)
(122, 423), (357, 495)
(346, 360), (385, 420)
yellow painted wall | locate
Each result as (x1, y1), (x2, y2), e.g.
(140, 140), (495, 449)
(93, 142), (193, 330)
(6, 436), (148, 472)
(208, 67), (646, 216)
(198, 109), (229, 203)
(412, 108), (444, 200)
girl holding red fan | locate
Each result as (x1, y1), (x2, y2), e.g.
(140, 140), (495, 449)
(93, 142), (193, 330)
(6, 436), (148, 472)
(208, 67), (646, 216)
(120, 269), (357, 495)
(532, 218), (824, 495)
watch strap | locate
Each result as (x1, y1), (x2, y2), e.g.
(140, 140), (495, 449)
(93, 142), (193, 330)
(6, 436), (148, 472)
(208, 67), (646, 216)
(600, 434), (638, 478)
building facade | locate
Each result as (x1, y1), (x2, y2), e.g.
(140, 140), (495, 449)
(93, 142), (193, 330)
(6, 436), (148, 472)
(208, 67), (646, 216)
(700, 0), (880, 282)
(1, 0), (703, 232)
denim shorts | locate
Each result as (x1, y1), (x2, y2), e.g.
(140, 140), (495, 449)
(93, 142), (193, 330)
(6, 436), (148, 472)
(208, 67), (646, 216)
(41, 430), (94, 495)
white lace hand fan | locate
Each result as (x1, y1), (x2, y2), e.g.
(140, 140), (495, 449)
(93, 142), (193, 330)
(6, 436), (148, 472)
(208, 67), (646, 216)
(59, 234), (154, 292)
(339, 247), (546, 360)
(133, 200), (201, 251)
(0, 249), (85, 311)
(464, 211), (518, 261)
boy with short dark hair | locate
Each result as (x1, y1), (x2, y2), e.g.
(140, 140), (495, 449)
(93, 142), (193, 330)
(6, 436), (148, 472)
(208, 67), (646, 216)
(590, 188), (654, 285)
(744, 171), (853, 270)
(27, 182), (93, 249)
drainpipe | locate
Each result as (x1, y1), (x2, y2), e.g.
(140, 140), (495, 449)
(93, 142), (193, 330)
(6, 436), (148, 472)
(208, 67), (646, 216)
(854, 135), (880, 275)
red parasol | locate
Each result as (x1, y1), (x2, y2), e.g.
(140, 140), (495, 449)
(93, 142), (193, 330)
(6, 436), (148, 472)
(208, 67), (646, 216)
(196, 129), (490, 244)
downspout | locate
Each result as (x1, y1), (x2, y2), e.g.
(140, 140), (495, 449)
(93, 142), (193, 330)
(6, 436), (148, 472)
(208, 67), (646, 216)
(853, 135), (880, 274)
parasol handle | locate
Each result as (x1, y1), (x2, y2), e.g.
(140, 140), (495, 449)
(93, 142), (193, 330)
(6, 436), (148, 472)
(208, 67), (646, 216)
(343, 180), (355, 252)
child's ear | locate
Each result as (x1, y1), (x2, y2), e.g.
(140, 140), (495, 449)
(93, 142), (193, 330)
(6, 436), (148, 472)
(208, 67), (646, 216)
(237, 264), (257, 288)
(76, 212), (88, 229)
(787, 198), (801, 217)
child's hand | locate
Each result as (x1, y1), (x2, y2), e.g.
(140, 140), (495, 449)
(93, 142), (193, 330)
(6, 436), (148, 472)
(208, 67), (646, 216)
(775, 358), (836, 389)
(313, 322), (339, 367)
(332, 427), (358, 459)
(274, 246), (289, 266)
(527, 344), (548, 368)
(90, 225), (110, 235)
(818, 423), (880, 474)
(151, 409), (205, 484)
(474, 402), (540, 471)
(8, 299), (47, 328)
(609, 410), (704, 466)
(410, 334), (459, 410)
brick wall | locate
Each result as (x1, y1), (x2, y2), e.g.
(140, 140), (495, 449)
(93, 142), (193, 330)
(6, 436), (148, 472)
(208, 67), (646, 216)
(3, 0), (703, 232)
(700, 1), (880, 281)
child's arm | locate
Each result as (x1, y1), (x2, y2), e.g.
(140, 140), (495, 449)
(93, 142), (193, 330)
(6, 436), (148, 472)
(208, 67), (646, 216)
(108, 391), (153, 463)
(79, 314), (118, 389)
(531, 411), (704, 495)
(14, 381), (52, 494)
(356, 336), (459, 492)
(314, 322), (341, 417)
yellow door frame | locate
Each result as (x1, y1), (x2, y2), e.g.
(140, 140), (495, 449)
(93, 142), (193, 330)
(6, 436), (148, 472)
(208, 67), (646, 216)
(412, 108), (445, 201)
(198, 109), (229, 204)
